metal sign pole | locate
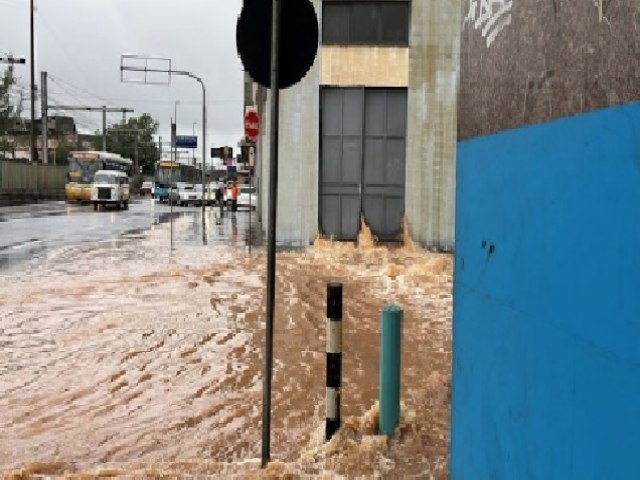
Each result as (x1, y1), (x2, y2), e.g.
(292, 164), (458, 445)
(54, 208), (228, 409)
(262, 0), (281, 467)
(201, 79), (207, 220)
(170, 117), (174, 253)
(248, 171), (252, 254)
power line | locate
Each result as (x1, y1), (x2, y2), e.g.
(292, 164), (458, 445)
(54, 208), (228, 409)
(38, 16), (101, 91)
(49, 73), (111, 106)
(48, 80), (92, 107)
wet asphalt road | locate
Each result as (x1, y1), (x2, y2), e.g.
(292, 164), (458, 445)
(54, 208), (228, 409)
(0, 198), (261, 271)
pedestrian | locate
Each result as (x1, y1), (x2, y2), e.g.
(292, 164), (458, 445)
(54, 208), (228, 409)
(230, 181), (239, 214)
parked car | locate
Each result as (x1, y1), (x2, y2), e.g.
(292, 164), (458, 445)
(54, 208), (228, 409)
(139, 181), (153, 196)
(91, 170), (130, 210)
(168, 182), (202, 206)
(202, 181), (225, 206)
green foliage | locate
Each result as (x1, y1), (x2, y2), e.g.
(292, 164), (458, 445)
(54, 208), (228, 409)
(52, 140), (82, 165)
(93, 113), (159, 174)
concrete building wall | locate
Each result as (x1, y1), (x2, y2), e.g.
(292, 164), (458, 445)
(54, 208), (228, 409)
(257, 0), (321, 246)
(254, 0), (461, 248)
(321, 46), (408, 87)
(405, 0), (461, 250)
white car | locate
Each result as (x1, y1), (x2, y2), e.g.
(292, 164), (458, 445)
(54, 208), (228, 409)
(203, 181), (225, 206)
(91, 170), (130, 210)
(169, 182), (202, 207)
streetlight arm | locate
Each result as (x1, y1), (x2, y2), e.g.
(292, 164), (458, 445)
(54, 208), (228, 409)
(120, 65), (202, 83)
(120, 63), (207, 216)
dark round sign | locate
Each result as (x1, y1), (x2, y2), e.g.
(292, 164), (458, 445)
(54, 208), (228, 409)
(236, 0), (319, 90)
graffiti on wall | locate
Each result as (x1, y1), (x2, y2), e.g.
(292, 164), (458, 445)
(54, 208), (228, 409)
(462, 0), (513, 48)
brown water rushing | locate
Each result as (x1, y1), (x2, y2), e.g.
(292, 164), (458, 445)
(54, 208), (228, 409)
(0, 217), (452, 478)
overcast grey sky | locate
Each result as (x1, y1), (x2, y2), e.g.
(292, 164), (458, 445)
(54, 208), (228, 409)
(0, 0), (245, 157)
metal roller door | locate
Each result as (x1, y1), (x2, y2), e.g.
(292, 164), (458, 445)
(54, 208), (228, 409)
(320, 87), (407, 241)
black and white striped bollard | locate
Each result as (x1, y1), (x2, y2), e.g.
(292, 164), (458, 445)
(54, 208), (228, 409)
(326, 282), (343, 441)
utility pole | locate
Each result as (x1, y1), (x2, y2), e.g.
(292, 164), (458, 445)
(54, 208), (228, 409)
(41, 71), (48, 164)
(48, 105), (133, 152)
(102, 106), (107, 151)
(174, 100), (179, 166)
(30, 0), (35, 163)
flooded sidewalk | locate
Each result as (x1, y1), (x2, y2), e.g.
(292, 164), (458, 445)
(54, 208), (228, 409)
(0, 215), (452, 478)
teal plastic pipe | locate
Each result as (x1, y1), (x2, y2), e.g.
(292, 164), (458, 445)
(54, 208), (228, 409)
(379, 305), (403, 436)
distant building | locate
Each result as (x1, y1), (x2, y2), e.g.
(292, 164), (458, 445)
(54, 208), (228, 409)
(1, 115), (85, 163)
(248, 0), (460, 249)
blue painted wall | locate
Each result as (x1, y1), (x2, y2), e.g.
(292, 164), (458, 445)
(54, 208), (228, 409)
(451, 102), (640, 479)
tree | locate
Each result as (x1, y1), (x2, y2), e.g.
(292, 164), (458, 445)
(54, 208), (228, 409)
(52, 139), (82, 165)
(93, 113), (159, 174)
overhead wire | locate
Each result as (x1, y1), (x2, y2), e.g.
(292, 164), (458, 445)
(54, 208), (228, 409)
(49, 74), (111, 106)
(37, 13), (101, 91)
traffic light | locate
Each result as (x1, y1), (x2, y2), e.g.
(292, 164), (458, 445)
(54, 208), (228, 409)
(210, 146), (234, 159)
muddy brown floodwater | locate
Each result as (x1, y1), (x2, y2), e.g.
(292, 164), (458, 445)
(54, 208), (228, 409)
(0, 216), (452, 479)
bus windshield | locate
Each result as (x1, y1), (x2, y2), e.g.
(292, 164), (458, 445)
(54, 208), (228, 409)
(68, 158), (101, 184)
(67, 153), (132, 184)
(155, 165), (181, 187)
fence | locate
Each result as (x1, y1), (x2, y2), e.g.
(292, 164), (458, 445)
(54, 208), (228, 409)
(0, 160), (66, 197)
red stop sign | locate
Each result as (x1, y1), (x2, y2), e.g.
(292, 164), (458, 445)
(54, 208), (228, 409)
(244, 110), (259, 140)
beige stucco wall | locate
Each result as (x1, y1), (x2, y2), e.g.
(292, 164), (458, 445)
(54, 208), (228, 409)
(320, 46), (408, 87)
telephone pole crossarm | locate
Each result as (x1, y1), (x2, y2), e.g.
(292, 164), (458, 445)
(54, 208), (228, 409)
(49, 106), (134, 113)
(0, 56), (26, 64)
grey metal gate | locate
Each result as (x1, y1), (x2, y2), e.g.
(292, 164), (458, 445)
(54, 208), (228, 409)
(320, 87), (407, 241)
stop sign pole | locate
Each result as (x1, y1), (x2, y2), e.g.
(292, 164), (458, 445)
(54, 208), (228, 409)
(237, 0), (318, 467)
(262, 0), (281, 467)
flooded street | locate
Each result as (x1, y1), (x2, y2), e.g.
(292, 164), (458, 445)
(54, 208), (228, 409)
(1, 210), (452, 478)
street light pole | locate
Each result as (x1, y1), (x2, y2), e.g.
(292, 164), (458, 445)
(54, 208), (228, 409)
(119, 62), (207, 217)
(192, 121), (197, 164)
(192, 121), (197, 189)
(174, 100), (179, 164)
(200, 79), (206, 219)
(29, 0), (35, 163)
